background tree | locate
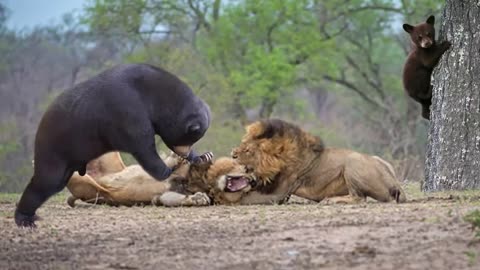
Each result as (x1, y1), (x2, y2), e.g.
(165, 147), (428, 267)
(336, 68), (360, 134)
(0, 11), (121, 191)
(425, 0), (480, 191)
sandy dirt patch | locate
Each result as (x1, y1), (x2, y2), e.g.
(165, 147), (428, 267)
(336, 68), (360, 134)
(0, 188), (479, 270)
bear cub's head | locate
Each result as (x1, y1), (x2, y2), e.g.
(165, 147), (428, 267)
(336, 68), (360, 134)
(403, 15), (436, 49)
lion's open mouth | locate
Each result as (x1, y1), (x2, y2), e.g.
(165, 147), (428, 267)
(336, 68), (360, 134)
(225, 175), (253, 192)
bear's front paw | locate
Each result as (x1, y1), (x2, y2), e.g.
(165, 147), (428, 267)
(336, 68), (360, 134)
(157, 167), (173, 181)
(441, 40), (452, 50)
(192, 152), (214, 164)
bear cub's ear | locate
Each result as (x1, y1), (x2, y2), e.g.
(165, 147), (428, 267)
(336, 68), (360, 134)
(426, 15), (435, 25)
(403, 24), (414, 33)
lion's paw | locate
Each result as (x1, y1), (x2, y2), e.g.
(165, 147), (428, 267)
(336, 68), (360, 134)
(187, 192), (211, 206)
(151, 195), (163, 206)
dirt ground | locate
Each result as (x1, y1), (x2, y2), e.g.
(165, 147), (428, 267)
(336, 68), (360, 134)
(1, 184), (479, 270)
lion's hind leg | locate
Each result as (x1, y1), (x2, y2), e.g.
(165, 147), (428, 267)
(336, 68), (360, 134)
(323, 195), (365, 204)
(83, 196), (110, 205)
(343, 154), (400, 203)
(68, 193), (111, 207)
(67, 195), (78, 208)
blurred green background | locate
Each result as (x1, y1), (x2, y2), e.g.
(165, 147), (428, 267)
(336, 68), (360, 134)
(0, 0), (444, 191)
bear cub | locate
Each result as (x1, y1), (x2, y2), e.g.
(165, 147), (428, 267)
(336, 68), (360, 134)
(402, 15), (451, 120)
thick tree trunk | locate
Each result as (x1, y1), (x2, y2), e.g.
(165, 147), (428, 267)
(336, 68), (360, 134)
(425, 0), (480, 191)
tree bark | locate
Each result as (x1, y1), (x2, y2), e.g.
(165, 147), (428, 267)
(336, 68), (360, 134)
(425, 0), (480, 191)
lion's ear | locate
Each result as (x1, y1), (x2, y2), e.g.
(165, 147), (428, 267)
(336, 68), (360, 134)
(309, 135), (325, 153)
(256, 124), (275, 139)
(256, 119), (285, 139)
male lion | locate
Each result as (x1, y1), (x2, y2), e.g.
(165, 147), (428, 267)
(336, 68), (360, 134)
(66, 151), (255, 207)
(229, 119), (407, 204)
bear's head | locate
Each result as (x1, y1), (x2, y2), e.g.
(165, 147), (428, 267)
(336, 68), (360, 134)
(157, 97), (211, 158)
(403, 15), (436, 49)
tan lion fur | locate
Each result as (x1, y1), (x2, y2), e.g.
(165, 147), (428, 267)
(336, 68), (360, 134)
(66, 152), (252, 207)
(231, 119), (406, 204)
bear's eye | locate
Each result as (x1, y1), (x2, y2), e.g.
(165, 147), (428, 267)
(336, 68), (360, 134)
(418, 34), (423, 39)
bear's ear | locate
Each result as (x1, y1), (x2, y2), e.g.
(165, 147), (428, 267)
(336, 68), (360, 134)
(403, 24), (414, 33)
(426, 15), (435, 25)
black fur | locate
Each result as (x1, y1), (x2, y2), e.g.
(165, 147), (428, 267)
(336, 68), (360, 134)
(15, 63), (210, 227)
(402, 15), (451, 119)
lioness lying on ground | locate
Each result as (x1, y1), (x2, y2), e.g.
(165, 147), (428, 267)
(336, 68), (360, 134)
(66, 151), (255, 207)
(225, 119), (406, 205)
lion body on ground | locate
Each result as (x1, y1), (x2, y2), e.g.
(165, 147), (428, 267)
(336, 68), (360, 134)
(230, 119), (407, 205)
(66, 152), (253, 207)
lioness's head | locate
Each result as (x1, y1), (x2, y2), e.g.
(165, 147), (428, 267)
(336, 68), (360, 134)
(231, 119), (324, 185)
(186, 157), (256, 204)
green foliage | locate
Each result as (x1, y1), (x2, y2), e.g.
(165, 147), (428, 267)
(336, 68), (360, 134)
(83, 0), (445, 120)
(227, 46), (296, 109)
(0, 121), (19, 162)
(0, 0), (449, 191)
(464, 250), (477, 267)
(198, 0), (336, 116)
(84, 0), (146, 34)
(465, 210), (480, 237)
(38, 92), (61, 112)
(0, 121), (22, 190)
(125, 41), (234, 117)
(192, 121), (244, 157)
(0, 2), (7, 27)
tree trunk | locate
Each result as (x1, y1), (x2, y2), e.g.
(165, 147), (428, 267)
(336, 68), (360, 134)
(424, 0), (480, 191)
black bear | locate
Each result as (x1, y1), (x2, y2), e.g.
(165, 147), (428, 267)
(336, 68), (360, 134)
(15, 63), (211, 227)
(402, 15), (451, 119)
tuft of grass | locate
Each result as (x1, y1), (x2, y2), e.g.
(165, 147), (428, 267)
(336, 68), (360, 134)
(0, 190), (70, 204)
(48, 191), (71, 204)
(464, 209), (480, 238)
(403, 182), (480, 201)
(464, 250), (477, 267)
(403, 182), (425, 200)
(0, 193), (20, 203)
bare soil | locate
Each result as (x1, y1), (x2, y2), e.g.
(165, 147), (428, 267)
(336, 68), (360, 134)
(1, 186), (479, 270)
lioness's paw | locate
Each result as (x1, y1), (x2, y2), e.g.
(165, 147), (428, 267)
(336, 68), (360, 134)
(187, 192), (211, 206)
(151, 195), (163, 206)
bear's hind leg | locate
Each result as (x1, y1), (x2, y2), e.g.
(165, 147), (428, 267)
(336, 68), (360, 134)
(421, 102), (431, 120)
(15, 159), (74, 227)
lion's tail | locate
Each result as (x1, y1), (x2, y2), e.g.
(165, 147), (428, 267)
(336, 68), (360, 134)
(73, 173), (112, 195)
(372, 156), (407, 203)
(85, 176), (112, 195)
(372, 156), (396, 178)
